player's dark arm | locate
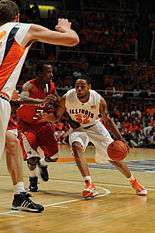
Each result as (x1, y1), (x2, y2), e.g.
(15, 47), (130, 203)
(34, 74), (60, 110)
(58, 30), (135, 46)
(54, 95), (66, 121)
(40, 95), (66, 123)
(99, 97), (123, 140)
(46, 89), (61, 103)
(20, 82), (46, 104)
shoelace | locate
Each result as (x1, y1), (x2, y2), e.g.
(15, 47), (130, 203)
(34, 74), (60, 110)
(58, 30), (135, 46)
(21, 193), (36, 208)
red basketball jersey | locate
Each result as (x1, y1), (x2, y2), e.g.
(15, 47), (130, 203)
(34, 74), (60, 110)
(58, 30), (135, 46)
(16, 79), (56, 124)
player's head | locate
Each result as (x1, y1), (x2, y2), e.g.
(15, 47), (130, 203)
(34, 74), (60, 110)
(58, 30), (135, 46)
(0, 0), (19, 25)
(75, 75), (91, 98)
(36, 63), (54, 83)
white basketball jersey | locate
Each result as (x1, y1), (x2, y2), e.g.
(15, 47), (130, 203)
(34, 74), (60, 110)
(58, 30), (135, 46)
(0, 22), (32, 98)
(65, 89), (101, 127)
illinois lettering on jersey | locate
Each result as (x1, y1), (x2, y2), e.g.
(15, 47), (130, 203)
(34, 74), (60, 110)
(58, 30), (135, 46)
(65, 89), (101, 127)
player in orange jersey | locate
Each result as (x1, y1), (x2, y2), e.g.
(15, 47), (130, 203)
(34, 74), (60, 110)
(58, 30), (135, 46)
(42, 75), (147, 199)
(0, 0), (79, 211)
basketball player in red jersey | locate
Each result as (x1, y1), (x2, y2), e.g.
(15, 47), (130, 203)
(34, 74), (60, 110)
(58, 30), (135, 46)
(0, 0), (79, 211)
(42, 76), (147, 199)
(16, 63), (59, 192)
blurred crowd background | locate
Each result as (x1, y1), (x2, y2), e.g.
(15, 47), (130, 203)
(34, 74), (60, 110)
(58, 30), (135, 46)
(13, 0), (155, 148)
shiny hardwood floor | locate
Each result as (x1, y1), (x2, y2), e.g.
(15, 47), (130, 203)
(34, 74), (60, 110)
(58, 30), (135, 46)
(0, 145), (155, 233)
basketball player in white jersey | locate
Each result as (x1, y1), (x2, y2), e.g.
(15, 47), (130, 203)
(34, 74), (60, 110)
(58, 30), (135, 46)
(43, 75), (147, 198)
(0, 0), (79, 211)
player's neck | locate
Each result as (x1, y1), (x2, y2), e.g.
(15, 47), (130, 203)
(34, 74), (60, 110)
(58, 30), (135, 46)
(78, 92), (90, 103)
(37, 79), (49, 87)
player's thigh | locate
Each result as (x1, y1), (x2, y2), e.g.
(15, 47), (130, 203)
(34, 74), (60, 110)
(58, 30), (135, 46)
(69, 131), (89, 151)
(88, 123), (113, 163)
(37, 123), (56, 145)
(23, 130), (37, 149)
(37, 123), (58, 157)
(40, 141), (59, 158)
(0, 100), (11, 158)
(93, 137), (114, 163)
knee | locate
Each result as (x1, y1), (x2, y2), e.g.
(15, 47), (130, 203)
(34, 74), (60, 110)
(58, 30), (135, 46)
(27, 157), (40, 170)
(5, 134), (20, 154)
(72, 142), (84, 154)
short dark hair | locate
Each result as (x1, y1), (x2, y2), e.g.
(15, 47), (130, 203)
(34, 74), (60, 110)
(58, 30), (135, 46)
(0, 0), (19, 25)
(35, 62), (53, 75)
(76, 75), (91, 85)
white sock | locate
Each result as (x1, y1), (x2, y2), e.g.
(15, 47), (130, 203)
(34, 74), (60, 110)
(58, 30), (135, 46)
(84, 176), (92, 183)
(39, 158), (49, 166)
(128, 174), (135, 181)
(14, 182), (26, 194)
(29, 168), (38, 177)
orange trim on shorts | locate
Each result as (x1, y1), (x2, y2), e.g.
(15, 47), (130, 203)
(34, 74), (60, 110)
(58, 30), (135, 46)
(58, 157), (95, 163)
(0, 40), (25, 90)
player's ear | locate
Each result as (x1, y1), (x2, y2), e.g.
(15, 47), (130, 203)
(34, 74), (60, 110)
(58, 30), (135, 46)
(88, 84), (91, 89)
(15, 13), (20, 22)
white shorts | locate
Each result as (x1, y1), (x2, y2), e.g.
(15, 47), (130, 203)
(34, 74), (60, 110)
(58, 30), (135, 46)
(0, 98), (11, 159)
(7, 129), (18, 137)
(69, 121), (114, 163)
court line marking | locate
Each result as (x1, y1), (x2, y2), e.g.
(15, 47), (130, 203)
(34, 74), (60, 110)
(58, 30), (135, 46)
(0, 211), (24, 217)
(100, 183), (155, 191)
(44, 188), (111, 208)
(44, 180), (111, 208)
(0, 180), (111, 216)
(1, 176), (154, 216)
(52, 178), (155, 191)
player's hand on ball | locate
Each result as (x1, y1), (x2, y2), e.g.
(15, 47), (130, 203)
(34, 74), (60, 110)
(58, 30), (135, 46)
(107, 140), (129, 161)
(39, 112), (55, 123)
(11, 90), (20, 101)
(118, 138), (129, 152)
(44, 94), (58, 104)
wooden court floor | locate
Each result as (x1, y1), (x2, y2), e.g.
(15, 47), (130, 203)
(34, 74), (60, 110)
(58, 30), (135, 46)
(0, 145), (155, 233)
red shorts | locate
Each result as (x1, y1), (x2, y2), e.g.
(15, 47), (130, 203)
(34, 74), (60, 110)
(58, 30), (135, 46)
(18, 121), (58, 160)
(7, 116), (18, 131)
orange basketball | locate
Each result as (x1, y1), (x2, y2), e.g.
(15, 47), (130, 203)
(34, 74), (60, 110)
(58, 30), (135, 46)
(107, 140), (129, 161)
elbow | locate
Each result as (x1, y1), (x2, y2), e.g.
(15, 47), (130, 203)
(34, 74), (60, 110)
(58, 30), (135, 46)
(67, 36), (80, 46)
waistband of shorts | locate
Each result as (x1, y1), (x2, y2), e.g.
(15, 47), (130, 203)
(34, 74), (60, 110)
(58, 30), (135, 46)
(83, 124), (96, 129)
(0, 92), (10, 102)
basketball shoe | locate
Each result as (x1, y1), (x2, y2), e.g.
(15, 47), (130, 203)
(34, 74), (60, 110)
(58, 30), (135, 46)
(12, 192), (44, 212)
(82, 180), (98, 199)
(29, 176), (38, 192)
(130, 178), (147, 196)
(38, 164), (49, 182)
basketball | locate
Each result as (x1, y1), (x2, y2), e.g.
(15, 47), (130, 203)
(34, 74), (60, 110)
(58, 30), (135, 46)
(107, 140), (129, 161)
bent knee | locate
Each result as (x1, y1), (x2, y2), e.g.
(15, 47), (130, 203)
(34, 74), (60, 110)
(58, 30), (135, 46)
(27, 157), (40, 170)
(5, 134), (20, 153)
(72, 141), (84, 153)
